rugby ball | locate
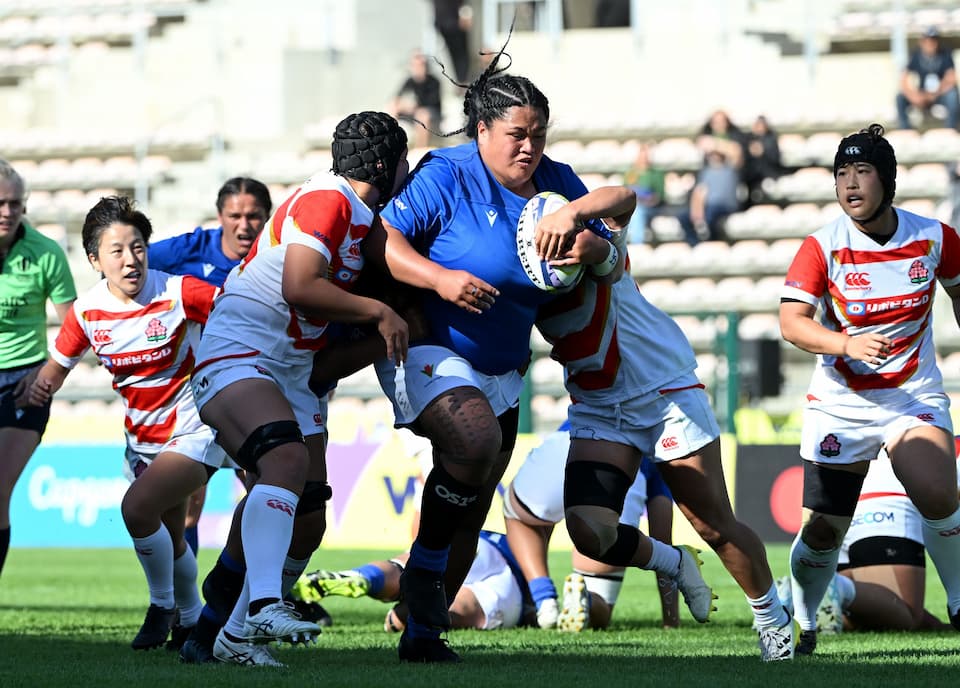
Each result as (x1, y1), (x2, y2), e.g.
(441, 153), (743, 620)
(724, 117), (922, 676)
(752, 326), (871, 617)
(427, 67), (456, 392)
(516, 192), (585, 291)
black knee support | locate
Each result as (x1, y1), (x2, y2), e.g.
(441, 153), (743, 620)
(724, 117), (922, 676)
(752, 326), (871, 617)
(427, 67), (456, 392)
(564, 460), (632, 512)
(802, 461), (866, 517)
(295, 480), (332, 517)
(235, 420), (304, 472)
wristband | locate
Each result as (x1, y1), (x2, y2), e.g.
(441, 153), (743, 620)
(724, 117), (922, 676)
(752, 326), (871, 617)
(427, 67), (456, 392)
(590, 241), (619, 277)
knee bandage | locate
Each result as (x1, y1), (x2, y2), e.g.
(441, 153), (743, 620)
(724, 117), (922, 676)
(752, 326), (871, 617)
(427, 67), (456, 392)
(235, 420), (304, 472)
(295, 480), (332, 517)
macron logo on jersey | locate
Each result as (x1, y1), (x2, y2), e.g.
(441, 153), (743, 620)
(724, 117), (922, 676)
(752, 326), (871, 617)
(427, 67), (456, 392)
(202, 263), (215, 278)
(486, 209), (498, 227)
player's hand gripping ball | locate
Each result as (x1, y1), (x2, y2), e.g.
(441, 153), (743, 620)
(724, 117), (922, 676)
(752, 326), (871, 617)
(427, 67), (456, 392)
(516, 192), (585, 291)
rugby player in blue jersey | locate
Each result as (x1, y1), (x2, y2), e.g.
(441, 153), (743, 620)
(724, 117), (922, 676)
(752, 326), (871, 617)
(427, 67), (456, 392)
(364, 40), (644, 662)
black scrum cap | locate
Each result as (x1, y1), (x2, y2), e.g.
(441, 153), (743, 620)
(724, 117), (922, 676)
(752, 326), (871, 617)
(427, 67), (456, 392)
(332, 111), (408, 199)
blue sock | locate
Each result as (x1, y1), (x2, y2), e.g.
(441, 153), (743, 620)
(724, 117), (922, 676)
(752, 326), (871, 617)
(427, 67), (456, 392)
(184, 525), (199, 556)
(219, 550), (245, 573)
(356, 564), (386, 596)
(406, 616), (441, 641)
(408, 541), (449, 573)
(529, 576), (558, 608)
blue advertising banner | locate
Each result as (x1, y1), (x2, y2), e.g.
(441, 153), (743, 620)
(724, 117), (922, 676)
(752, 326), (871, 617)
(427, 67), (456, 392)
(10, 444), (242, 548)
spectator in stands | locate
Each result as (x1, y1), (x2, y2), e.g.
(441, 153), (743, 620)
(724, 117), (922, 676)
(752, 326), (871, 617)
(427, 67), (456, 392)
(677, 149), (741, 245)
(622, 142), (666, 244)
(148, 177), (271, 555)
(696, 109), (746, 168)
(896, 26), (959, 131)
(1, 159), (76, 581)
(742, 115), (784, 206)
(433, 0), (472, 84)
(392, 51), (443, 149)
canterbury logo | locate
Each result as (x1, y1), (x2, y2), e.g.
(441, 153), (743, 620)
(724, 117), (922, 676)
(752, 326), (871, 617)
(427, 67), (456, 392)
(92, 329), (112, 344)
(844, 145), (862, 155)
(844, 272), (871, 288)
(266, 498), (294, 516)
(661, 436), (679, 450)
(939, 525), (960, 537)
(434, 484), (477, 507)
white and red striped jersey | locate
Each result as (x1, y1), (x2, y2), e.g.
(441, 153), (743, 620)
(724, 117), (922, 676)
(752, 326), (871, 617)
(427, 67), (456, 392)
(536, 272), (697, 405)
(50, 270), (217, 454)
(782, 208), (960, 404)
(205, 172), (374, 362)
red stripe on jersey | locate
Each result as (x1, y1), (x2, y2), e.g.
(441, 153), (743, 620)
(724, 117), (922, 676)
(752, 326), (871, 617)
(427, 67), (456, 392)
(125, 406), (178, 445)
(833, 347), (920, 390)
(538, 280), (589, 322)
(658, 383), (706, 394)
(55, 306), (91, 359)
(566, 326), (622, 390)
(941, 222), (960, 281)
(82, 300), (174, 322)
(826, 282), (935, 328)
(180, 276), (218, 324)
(100, 323), (188, 377)
(784, 236), (828, 297)
(831, 239), (932, 266)
(119, 354), (193, 411)
(289, 189), (354, 254)
(286, 306), (327, 351)
(549, 283), (613, 362)
(193, 349), (259, 375)
(859, 491), (908, 500)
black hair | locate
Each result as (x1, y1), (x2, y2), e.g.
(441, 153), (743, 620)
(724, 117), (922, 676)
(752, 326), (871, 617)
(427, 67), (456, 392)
(440, 23), (550, 140)
(834, 123), (897, 218)
(81, 195), (152, 257)
(216, 177), (272, 217)
(331, 111), (408, 199)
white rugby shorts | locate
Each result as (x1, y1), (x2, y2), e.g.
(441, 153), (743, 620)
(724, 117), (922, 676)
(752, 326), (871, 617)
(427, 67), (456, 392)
(567, 374), (720, 463)
(800, 392), (952, 464)
(121, 427), (218, 482)
(191, 334), (328, 438)
(374, 344), (522, 427)
(511, 429), (648, 525)
(462, 537), (523, 630)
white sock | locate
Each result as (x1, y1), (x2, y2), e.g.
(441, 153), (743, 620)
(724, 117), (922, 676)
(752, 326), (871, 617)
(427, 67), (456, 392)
(746, 581), (789, 629)
(790, 535), (841, 632)
(643, 539), (682, 576)
(224, 577), (250, 638)
(172, 548), (203, 627)
(835, 574), (856, 611)
(133, 525), (175, 608)
(922, 506), (960, 615)
(242, 484), (299, 606)
(281, 555), (311, 597)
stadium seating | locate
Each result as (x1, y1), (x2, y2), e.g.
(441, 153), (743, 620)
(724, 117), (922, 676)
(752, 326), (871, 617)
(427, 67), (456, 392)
(12, 0), (960, 435)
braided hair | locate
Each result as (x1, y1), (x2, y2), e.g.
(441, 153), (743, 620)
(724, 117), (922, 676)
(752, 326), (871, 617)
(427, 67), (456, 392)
(442, 24), (550, 140)
(331, 111), (408, 199)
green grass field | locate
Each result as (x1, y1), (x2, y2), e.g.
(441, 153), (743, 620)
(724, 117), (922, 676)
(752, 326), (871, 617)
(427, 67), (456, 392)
(1, 544), (958, 687)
